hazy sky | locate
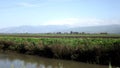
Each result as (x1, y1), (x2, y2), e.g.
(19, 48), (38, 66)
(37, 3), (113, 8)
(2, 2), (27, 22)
(0, 0), (120, 28)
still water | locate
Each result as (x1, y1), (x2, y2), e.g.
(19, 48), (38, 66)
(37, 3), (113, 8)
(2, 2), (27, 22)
(0, 52), (113, 68)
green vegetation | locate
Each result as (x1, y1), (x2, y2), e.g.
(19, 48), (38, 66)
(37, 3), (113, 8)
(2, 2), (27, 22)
(0, 36), (120, 66)
(1, 33), (120, 37)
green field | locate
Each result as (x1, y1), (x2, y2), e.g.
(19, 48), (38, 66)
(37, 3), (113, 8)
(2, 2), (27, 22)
(0, 35), (120, 66)
(1, 33), (120, 36)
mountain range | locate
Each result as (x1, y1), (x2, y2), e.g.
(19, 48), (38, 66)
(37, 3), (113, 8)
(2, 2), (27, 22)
(0, 24), (120, 34)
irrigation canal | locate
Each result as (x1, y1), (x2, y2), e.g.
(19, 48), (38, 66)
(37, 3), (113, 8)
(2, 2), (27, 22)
(0, 52), (116, 68)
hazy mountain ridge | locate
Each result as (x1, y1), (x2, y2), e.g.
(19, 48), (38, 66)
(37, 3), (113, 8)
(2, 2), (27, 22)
(0, 25), (120, 34)
(68, 25), (120, 34)
(0, 25), (70, 33)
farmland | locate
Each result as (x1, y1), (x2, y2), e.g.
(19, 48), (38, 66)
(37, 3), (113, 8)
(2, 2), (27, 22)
(0, 33), (120, 38)
(0, 34), (120, 66)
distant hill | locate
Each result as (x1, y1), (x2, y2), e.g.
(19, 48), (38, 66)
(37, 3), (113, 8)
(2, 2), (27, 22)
(0, 25), (120, 34)
(68, 25), (120, 34)
(0, 25), (70, 33)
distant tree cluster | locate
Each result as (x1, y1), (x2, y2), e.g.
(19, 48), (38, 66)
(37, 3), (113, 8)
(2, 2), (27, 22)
(47, 31), (108, 35)
(0, 31), (108, 35)
(45, 31), (87, 34)
(100, 32), (108, 34)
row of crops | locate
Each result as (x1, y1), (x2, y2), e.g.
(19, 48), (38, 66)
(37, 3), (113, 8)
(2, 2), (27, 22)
(0, 37), (120, 66)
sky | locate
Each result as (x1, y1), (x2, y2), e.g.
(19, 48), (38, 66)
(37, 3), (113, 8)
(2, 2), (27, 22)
(0, 0), (120, 28)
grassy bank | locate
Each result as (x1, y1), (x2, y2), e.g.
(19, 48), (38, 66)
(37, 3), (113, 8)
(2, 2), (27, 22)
(0, 37), (120, 66)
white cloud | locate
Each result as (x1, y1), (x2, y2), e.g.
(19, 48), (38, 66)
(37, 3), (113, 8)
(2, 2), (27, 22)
(18, 2), (40, 7)
(42, 18), (120, 27)
(42, 18), (79, 26)
(17, 0), (72, 8)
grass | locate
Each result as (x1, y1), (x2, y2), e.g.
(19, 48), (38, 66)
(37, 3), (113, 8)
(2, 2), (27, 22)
(0, 36), (120, 66)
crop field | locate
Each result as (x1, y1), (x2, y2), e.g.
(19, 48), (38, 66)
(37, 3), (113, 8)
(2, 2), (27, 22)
(0, 33), (120, 38)
(0, 34), (120, 66)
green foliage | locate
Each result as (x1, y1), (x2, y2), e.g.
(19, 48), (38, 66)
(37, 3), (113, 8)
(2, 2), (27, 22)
(0, 37), (120, 66)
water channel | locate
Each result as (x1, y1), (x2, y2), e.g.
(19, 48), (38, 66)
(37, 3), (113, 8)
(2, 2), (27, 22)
(0, 52), (115, 68)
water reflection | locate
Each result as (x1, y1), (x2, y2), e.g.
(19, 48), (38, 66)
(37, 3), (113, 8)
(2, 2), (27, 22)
(0, 52), (112, 68)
